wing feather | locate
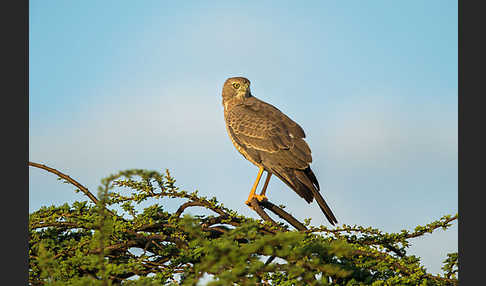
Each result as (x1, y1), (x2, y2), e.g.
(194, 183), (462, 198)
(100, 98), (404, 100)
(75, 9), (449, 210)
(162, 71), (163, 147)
(243, 97), (306, 139)
(227, 104), (292, 153)
(223, 85), (337, 225)
(292, 138), (313, 163)
(226, 100), (312, 170)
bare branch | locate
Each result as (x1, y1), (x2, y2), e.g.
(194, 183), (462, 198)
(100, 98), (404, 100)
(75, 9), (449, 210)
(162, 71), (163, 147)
(248, 198), (281, 229)
(260, 200), (308, 231)
(175, 201), (226, 218)
(29, 161), (118, 218)
(29, 161), (99, 205)
(247, 198), (308, 231)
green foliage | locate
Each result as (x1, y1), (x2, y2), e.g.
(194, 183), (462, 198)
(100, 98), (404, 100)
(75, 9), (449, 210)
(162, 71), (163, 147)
(29, 168), (458, 285)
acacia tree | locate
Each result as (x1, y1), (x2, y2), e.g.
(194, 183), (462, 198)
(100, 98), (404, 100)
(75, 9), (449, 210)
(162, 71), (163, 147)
(29, 162), (458, 285)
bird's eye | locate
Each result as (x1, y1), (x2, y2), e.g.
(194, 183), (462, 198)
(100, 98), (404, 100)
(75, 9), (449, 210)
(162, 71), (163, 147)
(232, 83), (240, 89)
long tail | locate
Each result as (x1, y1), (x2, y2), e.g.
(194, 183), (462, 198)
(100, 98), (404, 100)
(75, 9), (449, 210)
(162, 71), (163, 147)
(271, 166), (338, 226)
(294, 167), (337, 225)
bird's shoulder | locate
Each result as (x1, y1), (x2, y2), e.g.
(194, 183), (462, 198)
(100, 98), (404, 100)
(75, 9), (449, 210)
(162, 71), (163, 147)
(228, 96), (306, 139)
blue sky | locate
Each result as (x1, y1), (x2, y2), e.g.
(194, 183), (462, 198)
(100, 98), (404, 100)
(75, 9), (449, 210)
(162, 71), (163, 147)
(29, 0), (457, 275)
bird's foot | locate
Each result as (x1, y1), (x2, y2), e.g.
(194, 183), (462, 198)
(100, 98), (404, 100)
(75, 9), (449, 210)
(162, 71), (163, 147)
(245, 194), (268, 206)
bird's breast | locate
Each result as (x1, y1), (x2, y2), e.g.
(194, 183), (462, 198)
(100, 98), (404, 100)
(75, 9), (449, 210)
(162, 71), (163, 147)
(224, 121), (261, 168)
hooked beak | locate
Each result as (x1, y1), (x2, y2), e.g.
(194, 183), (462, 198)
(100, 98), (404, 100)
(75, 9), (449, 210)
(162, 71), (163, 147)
(236, 84), (251, 99)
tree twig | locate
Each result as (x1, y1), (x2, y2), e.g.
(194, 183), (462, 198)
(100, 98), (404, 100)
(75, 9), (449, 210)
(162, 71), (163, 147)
(29, 161), (118, 217)
(175, 201), (226, 217)
(247, 198), (308, 231)
(249, 198), (280, 229)
(260, 200), (307, 231)
(264, 255), (276, 266)
(29, 161), (99, 205)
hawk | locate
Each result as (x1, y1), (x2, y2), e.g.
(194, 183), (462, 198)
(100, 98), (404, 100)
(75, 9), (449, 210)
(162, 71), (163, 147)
(221, 77), (338, 225)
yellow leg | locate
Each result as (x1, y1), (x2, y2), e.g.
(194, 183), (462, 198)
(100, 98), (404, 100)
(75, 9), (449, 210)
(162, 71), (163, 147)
(245, 167), (264, 205)
(259, 172), (272, 197)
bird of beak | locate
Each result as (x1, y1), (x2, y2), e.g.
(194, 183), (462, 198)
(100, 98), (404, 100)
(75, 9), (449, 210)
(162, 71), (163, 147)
(237, 83), (252, 100)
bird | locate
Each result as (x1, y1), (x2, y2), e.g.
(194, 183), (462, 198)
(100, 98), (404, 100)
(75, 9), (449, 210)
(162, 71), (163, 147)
(221, 76), (338, 225)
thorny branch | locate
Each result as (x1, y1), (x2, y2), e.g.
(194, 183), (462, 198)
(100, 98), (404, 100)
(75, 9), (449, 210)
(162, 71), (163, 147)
(29, 161), (99, 205)
(29, 162), (458, 285)
(248, 198), (308, 231)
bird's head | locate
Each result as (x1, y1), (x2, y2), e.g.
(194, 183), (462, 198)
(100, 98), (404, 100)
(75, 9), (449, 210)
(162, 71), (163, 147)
(222, 77), (252, 109)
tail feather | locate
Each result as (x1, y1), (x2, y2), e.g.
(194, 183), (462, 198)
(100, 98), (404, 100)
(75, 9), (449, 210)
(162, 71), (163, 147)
(271, 167), (313, 203)
(269, 166), (338, 226)
(310, 187), (338, 226)
(304, 167), (320, 191)
(294, 169), (338, 225)
(302, 168), (338, 225)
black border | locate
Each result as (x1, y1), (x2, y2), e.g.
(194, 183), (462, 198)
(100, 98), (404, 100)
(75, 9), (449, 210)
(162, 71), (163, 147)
(17, 1), (466, 284)
(458, 0), (481, 284)
(3, 0), (29, 284)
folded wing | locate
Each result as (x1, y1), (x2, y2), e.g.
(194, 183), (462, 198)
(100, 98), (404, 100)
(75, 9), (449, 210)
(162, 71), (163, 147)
(225, 98), (337, 225)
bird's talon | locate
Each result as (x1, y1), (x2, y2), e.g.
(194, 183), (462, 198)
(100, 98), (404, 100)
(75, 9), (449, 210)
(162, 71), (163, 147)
(255, 195), (268, 202)
(245, 195), (268, 206)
